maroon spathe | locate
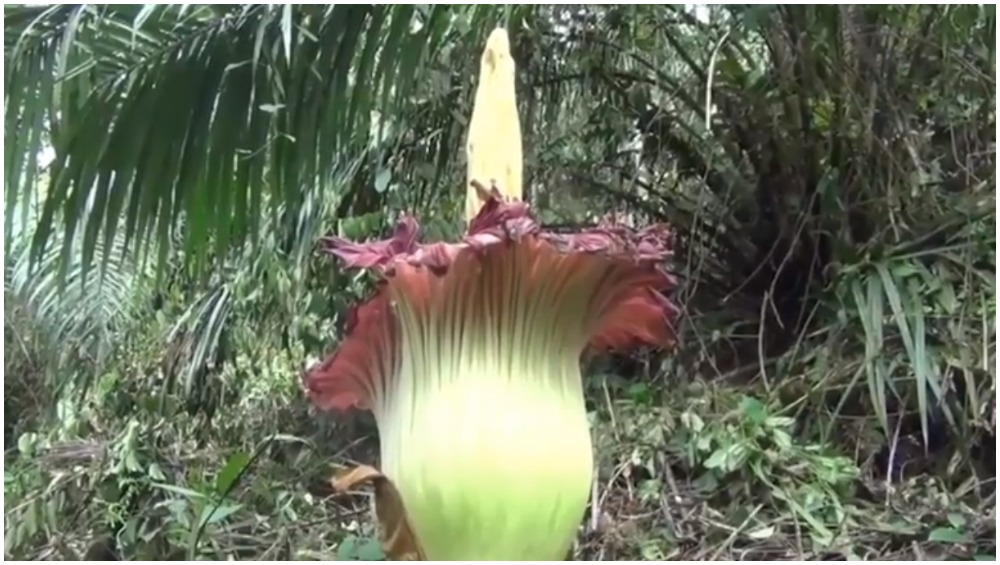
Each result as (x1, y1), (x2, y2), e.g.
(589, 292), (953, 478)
(303, 188), (679, 412)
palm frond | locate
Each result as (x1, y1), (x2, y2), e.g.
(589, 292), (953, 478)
(4, 193), (152, 394)
(4, 5), (517, 277)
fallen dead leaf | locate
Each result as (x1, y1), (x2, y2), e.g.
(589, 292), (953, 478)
(333, 465), (426, 561)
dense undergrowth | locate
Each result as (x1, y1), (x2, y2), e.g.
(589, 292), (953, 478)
(5, 262), (996, 560)
(4, 4), (996, 561)
(4, 351), (995, 560)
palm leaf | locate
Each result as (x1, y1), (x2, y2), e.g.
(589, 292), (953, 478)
(4, 191), (152, 395)
(4, 5), (517, 279)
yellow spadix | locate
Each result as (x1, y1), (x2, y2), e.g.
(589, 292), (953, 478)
(465, 28), (523, 223)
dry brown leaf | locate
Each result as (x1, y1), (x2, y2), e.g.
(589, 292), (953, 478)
(333, 465), (426, 561)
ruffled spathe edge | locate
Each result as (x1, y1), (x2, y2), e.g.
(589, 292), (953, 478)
(304, 186), (679, 411)
(322, 184), (673, 274)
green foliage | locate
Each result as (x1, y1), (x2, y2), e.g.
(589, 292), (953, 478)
(3, 369), (355, 560)
(336, 536), (386, 561)
(4, 4), (995, 562)
(590, 378), (994, 560)
(523, 4), (996, 450)
(678, 394), (858, 549)
(4, 4), (523, 276)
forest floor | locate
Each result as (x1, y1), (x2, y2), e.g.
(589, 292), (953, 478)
(4, 371), (996, 561)
(578, 379), (996, 561)
(321, 377), (996, 561)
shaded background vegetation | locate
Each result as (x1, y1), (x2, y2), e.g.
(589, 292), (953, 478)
(4, 4), (996, 560)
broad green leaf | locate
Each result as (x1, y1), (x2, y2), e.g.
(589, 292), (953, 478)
(927, 527), (972, 544)
(703, 448), (728, 470)
(152, 482), (208, 500)
(738, 396), (766, 423)
(215, 451), (251, 495)
(338, 536), (387, 561)
(199, 503), (244, 526)
(374, 168), (392, 194)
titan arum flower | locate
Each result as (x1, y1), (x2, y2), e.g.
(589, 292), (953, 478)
(303, 29), (678, 561)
